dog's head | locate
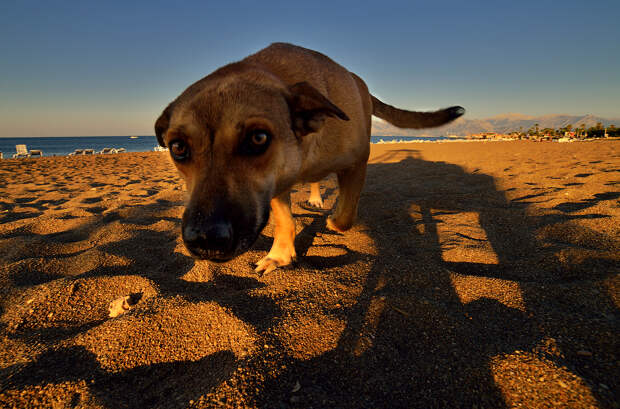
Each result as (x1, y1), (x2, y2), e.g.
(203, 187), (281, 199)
(155, 67), (348, 261)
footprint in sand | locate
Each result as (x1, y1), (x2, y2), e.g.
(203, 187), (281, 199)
(0, 211), (43, 224)
(83, 206), (106, 214)
(593, 191), (620, 200)
(81, 197), (103, 204)
(14, 197), (37, 204)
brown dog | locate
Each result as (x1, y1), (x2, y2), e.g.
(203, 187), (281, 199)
(155, 43), (463, 274)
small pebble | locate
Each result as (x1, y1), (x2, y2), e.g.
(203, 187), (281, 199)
(576, 350), (592, 357)
(108, 295), (136, 318)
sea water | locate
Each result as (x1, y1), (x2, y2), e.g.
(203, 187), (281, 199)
(0, 135), (457, 157)
(0, 136), (158, 157)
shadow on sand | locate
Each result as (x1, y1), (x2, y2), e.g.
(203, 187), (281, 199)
(1, 151), (617, 408)
(249, 150), (618, 408)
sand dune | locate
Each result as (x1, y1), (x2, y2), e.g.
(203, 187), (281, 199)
(0, 141), (618, 408)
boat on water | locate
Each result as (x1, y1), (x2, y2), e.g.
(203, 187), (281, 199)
(129, 136), (139, 139)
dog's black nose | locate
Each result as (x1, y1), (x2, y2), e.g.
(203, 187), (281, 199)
(182, 221), (234, 259)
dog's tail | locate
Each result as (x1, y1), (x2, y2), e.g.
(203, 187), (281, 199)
(371, 95), (464, 129)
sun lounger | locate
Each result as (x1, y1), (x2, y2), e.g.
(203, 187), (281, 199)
(0, 152), (3, 159)
(99, 147), (116, 154)
(83, 149), (95, 155)
(11, 145), (43, 158)
(69, 149), (84, 156)
(116, 148), (126, 153)
(12, 144), (30, 158)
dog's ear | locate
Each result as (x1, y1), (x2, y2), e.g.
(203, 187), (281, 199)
(154, 105), (172, 147)
(287, 82), (349, 137)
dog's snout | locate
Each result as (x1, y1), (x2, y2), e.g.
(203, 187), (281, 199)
(182, 221), (234, 260)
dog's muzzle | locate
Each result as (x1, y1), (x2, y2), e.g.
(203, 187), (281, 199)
(182, 220), (236, 261)
(181, 196), (271, 262)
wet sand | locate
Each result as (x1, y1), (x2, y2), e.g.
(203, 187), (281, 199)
(0, 141), (618, 408)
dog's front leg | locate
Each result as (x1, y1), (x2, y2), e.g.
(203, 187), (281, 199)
(255, 191), (297, 274)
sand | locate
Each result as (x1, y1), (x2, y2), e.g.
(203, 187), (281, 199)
(0, 141), (618, 408)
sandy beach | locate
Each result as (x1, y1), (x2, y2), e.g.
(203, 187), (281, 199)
(0, 140), (618, 408)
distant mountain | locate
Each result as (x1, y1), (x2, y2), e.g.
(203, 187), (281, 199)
(371, 113), (620, 137)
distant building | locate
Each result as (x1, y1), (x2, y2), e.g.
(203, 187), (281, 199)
(467, 132), (514, 140)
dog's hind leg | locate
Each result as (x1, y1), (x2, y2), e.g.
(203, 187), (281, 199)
(308, 182), (324, 208)
(255, 191), (297, 274)
(327, 161), (367, 232)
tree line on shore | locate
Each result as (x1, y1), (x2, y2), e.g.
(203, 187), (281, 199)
(513, 122), (619, 139)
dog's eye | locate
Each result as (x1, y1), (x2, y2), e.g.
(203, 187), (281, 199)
(240, 130), (271, 155)
(169, 139), (190, 161)
(251, 131), (269, 146)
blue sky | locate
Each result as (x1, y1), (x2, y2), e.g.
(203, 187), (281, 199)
(1, 0), (618, 137)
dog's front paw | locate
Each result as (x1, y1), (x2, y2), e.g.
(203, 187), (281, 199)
(255, 254), (296, 275)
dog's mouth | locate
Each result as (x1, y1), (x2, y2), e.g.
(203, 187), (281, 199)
(185, 246), (237, 262)
(184, 235), (257, 262)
